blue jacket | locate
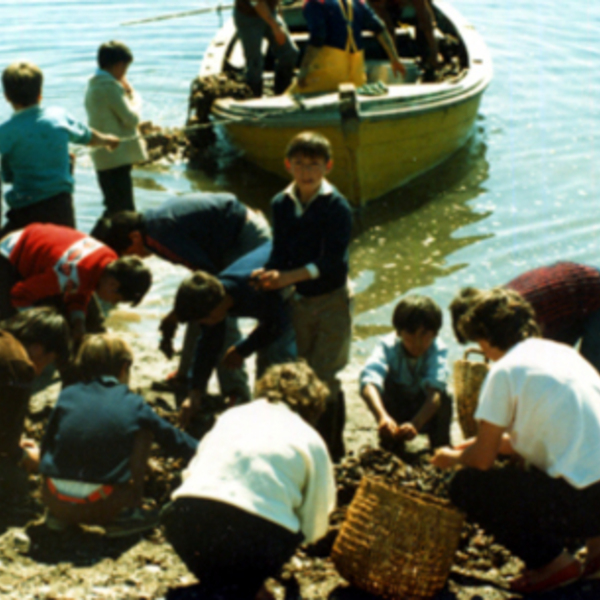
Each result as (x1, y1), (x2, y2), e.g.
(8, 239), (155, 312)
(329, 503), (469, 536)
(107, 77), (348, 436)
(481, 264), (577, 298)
(304, 0), (384, 52)
(191, 242), (292, 391)
(360, 333), (449, 396)
(40, 378), (198, 484)
(266, 183), (352, 297)
(142, 194), (249, 273)
(0, 105), (92, 208)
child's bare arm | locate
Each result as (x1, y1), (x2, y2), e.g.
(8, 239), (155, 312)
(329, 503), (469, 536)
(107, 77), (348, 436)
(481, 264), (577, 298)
(89, 129), (120, 150)
(361, 383), (398, 437)
(410, 387), (442, 431)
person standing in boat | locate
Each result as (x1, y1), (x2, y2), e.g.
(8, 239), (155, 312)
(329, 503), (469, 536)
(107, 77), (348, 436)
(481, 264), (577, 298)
(449, 262), (600, 374)
(234, 0), (299, 97)
(368, 0), (441, 70)
(289, 0), (405, 95)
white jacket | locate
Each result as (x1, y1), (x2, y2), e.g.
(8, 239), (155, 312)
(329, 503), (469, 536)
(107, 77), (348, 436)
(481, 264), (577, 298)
(173, 399), (336, 543)
(84, 70), (147, 171)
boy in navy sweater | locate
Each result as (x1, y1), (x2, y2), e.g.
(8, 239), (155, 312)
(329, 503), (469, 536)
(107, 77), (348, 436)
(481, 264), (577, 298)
(253, 132), (352, 460)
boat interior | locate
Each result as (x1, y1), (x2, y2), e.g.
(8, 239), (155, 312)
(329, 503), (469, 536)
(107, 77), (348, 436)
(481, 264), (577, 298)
(222, 0), (469, 93)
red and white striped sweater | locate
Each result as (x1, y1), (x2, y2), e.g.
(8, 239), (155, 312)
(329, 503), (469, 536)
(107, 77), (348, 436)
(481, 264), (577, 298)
(0, 224), (117, 320)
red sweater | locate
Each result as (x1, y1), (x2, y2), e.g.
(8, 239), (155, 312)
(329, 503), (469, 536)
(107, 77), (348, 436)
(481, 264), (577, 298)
(0, 224), (117, 320)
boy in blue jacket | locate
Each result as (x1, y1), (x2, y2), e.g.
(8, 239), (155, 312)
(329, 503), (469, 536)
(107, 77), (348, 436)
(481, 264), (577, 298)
(360, 294), (452, 453)
(0, 61), (119, 236)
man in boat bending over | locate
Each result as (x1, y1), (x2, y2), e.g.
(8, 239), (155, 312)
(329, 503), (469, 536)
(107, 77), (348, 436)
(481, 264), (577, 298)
(289, 0), (405, 95)
(234, 0), (299, 97)
(369, 0), (441, 70)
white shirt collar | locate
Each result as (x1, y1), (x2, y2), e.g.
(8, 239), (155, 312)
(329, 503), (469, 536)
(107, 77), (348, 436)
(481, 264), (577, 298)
(284, 179), (334, 216)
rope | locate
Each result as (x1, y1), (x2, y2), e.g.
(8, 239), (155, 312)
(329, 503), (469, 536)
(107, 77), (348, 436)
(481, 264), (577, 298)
(75, 103), (313, 156)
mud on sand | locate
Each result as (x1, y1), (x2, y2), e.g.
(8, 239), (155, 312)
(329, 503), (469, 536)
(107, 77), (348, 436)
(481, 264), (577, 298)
(2, 329), (599, 600)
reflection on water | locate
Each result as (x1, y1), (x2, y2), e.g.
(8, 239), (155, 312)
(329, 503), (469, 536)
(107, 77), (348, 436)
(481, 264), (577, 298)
(185, 136), (284, 213)
(351, 129), (491, 337)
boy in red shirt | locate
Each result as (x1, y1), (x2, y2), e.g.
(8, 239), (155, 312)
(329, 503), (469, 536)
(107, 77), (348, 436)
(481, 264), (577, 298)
(0, 223), (151, 344)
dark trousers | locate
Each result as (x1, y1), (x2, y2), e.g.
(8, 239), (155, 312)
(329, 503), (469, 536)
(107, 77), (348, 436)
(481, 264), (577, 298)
(382, 379), (452, 451)
(0, 351), (33, 500)
(0, 255), (18, 321)
(0, 191), (75, 238)
(315, 390), (346, 463)
(97, 165), (135, 217)
(162, 498), (303, 599)
(450, 466), (600, 569)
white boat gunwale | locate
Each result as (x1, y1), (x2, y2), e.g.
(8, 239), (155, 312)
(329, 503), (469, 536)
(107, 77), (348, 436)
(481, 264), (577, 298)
(201, 0), (492, 125)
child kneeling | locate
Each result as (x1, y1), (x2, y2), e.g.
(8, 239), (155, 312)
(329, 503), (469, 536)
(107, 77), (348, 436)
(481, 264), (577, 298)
(39, 334), (197, 536)
(360, 294), (452, 453)
(162, 361), (336, 600)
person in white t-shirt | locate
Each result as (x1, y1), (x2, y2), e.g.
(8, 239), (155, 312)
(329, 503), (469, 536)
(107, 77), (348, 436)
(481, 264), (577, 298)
(432, 288), (600, 594)
(161, 360), (336, 600)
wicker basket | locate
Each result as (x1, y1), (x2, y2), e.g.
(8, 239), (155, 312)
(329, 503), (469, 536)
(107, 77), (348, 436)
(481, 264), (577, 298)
(331, 477), (465, 600)
(453, 348), (489, 439)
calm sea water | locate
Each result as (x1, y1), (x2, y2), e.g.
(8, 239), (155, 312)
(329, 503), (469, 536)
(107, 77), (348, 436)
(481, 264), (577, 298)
(1, 0), (599, 367)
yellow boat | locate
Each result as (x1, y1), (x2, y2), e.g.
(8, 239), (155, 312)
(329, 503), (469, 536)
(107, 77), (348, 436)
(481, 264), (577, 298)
(200, 0), (492, 206)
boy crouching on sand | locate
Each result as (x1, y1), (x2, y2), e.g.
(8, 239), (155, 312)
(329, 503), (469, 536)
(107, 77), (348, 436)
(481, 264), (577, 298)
(40, 334), (198, 537)
(0, 61), (119, 236)
(360, 294), (452, 453)
(253, 131), (353, 461)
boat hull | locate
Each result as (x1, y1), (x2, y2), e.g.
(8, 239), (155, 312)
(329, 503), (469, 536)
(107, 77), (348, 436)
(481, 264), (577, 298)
(200, 0), (492, 206)
(221, 92), (483, 205)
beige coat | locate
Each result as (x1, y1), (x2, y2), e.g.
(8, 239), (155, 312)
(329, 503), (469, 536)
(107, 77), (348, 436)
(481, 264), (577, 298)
(84, 70), (147, 171)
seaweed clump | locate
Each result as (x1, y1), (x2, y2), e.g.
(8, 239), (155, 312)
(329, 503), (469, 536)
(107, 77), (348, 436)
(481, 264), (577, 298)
(185, 73), (252, 164)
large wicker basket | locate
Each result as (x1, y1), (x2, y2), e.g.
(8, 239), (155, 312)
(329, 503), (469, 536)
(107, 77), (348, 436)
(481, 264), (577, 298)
(453, 348), (489, 439)
(331, 477), (465, 600)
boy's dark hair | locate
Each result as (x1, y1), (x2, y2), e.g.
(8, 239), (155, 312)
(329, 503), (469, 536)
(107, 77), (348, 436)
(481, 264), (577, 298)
(98, 41), (134, 70)
(458, 288), (540, 351)
(104, 257), (152, 306)
(449, 287), (483, 344)
(2, 61), (43, 107)
(0, 307), (70, 362)
(174, 272), (226, 323)
(392, 294), (442, 334)
(91, 212), (143, 255)
(285, 131), (332, 162)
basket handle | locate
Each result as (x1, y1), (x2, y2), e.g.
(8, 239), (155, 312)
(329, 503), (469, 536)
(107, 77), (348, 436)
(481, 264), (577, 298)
(462, 347), (489, 363)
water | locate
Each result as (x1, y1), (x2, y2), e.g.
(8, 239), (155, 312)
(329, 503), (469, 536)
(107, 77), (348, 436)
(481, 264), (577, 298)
(1, 0), (599, 367)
